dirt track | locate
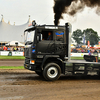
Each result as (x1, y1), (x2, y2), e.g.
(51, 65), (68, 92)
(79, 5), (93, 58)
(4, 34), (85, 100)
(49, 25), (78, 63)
(0, 59), (24, 66)
(1, 60), (100, 100)
(0, 69), (100, 100)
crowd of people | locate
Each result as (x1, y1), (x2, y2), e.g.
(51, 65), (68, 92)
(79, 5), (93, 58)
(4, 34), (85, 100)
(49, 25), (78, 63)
(71, 47), (100, 54)
(0, 46), (24, 51)
(0, 45), (100, 55)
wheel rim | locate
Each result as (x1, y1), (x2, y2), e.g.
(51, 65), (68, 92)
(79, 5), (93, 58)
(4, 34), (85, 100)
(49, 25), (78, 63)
(47, 67), (58, 78)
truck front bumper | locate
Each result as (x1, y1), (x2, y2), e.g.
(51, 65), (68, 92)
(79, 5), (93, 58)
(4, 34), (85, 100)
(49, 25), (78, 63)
(24, 58), (36, 71)
(24, 63), (36, 71)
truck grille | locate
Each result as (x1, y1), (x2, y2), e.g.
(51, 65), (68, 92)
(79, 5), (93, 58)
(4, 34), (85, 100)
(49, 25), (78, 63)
(24, 48), (31, 58)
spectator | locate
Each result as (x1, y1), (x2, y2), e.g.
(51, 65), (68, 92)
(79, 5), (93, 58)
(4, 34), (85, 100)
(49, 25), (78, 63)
(7, 46), (11, 51)
(3, 46), (7, 51)
(18, 46), (21, 51)
(87, 49), (90, 53)
(13, 47), (17, 51)
(0, 46), (3, 51)
(89, 50), (92, 55)
(81, 49), (84, 53)
(94, 49), (98, 53)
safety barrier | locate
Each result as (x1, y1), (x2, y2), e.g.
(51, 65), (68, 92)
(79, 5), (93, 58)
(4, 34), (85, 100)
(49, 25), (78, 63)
(0, 51), (23, 56)
(0, 51), (100, 57)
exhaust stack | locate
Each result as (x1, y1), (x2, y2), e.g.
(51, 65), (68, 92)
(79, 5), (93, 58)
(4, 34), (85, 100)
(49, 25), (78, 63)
(65, 23), (72, 61)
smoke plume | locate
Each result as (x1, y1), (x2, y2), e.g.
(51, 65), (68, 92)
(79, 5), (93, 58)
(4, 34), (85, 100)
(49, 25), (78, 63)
(53, 0), (100, 25)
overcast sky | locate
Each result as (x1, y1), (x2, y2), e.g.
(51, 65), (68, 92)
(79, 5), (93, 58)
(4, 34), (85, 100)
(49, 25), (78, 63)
(1, 0), (100, 36)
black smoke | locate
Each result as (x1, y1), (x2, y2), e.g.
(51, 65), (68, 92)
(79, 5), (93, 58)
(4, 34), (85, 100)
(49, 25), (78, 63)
(53, 0), (100, 25)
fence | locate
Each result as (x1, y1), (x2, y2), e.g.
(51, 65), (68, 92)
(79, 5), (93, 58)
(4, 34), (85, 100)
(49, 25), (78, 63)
(1, 51), (100, 57)
(0, 51), (24, 56)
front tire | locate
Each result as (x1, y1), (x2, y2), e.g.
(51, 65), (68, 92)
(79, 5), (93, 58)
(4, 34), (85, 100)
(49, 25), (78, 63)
(43, 63), (61, 81)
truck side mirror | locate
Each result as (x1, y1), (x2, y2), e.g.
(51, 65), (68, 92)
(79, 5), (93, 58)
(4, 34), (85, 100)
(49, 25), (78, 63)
(37, 34), (42, 43)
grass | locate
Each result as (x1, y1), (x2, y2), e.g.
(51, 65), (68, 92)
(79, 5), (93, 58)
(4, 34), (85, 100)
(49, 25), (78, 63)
(0, 56), (25, 59)
(0, 66), (24, 69)
(0, 55), (84, 60)
(71, 57), (84, 60)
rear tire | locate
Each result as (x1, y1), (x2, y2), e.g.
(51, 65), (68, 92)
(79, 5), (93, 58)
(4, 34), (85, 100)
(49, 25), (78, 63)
(43, 63), (61, 81)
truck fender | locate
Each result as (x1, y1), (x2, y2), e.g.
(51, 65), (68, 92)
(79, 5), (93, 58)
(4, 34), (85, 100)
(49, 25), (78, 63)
(40, 55), (60, 70)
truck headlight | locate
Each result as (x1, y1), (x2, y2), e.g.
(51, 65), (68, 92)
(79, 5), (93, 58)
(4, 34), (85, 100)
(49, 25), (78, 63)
(30, 60), (35, 64)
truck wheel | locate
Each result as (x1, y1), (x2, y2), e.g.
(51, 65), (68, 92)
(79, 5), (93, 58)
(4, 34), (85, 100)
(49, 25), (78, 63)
(35, 71), (43, 77)
(43, 63), (61, 81)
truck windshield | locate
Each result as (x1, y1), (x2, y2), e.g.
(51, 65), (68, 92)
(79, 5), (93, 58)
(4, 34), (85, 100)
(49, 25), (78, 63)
(24, 31), (35, 43)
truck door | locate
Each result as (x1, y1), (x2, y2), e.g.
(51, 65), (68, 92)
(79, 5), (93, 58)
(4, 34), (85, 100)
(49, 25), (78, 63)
(36, 30), (55, 54)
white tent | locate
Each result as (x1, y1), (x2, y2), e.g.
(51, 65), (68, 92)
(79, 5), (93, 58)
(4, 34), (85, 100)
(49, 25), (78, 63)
(5, 41), (25, 46)
(0, 16), (31, 42)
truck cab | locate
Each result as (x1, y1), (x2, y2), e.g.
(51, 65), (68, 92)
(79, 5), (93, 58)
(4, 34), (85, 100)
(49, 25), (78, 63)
(24, 21), (71, 81)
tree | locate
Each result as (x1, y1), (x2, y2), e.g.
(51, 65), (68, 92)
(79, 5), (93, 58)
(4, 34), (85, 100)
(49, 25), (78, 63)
(83, 28), (99, 45)
(72, 29), (83, 45)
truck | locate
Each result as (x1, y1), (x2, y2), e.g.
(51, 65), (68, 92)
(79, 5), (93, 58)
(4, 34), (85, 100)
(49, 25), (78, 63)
(24, 21), (100, 81)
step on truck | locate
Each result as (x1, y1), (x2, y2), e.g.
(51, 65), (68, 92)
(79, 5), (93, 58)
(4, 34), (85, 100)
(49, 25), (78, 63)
(24, 20), (100, 81)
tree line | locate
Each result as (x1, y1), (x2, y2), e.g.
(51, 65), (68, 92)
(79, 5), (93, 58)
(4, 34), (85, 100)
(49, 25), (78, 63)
(72, 28), (100, 45)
